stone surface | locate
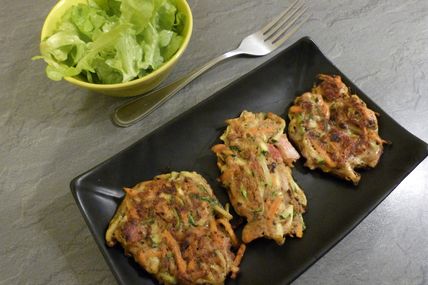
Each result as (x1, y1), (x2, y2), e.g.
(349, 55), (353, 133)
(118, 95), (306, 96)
(1, 0), (427, 284)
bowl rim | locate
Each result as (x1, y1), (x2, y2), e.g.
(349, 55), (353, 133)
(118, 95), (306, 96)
(40, 0), (193, 89)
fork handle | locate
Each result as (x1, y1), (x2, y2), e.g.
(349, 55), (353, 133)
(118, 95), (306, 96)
(112, 50), (242, 127)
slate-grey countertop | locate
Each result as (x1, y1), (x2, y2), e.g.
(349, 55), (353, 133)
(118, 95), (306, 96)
(1, 0), (427, 284)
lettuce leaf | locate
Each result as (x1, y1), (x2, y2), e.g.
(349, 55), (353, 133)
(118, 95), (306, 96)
(105, 27), (143, 82)
(120, 0), (154, 33)
(35, 0), (185, 84)
(161, 33), (183, 61)
(157, 0), (176, 30)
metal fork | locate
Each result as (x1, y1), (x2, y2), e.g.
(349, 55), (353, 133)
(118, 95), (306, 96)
(112, 0), (309, 127)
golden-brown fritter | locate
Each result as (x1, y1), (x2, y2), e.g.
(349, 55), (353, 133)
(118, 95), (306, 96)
(288, 74), (387, 185)
(212, 111), (307, 245)
(106, 171), (245, 285)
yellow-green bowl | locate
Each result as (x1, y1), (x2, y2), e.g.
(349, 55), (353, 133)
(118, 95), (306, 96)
(40, 0), (193, 97)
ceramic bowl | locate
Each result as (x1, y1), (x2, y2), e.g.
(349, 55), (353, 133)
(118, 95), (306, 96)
(40, 0), (193, 97)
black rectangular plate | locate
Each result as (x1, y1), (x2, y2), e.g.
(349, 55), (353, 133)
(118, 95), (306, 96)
(71, 37), (428, 285)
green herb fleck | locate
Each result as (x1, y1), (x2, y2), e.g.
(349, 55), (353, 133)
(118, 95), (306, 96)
(199, 196), (218, 205)
(145, 217), (155, 225)
(279, 212), (291, 220)
(198, 185), (210, 194)
(229, 146), (240, 152)
(252, 208), (263, 219)
(192, 192), (217, 205)
(240, 185), (248, 200)
(188, 213), (197, 226)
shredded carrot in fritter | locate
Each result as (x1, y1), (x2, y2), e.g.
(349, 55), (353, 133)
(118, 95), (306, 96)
(295, 223), (303, 238)
(217, 218), (238, 247)
(309, 138), (337, 168)
(187, 259), (197, 271)
(210, 218), (218, 233)
(163, 230), (187, 274)
(289, 105), (303, 113)
(267, 196), (282, 222)
(231, 244), (246, 279)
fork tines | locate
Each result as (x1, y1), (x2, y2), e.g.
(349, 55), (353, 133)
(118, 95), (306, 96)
(261, 0), (310, 47)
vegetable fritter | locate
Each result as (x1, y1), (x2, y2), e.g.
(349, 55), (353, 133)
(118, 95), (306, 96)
(106, 171), (245, 285)
(288, 74), (387, 185)
(212, 111), (307, 245)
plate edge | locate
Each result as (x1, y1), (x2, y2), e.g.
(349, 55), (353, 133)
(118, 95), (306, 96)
(70, 178), (127, 285)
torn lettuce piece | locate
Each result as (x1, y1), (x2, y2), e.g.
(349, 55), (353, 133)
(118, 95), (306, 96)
(161, 34), (183, 61)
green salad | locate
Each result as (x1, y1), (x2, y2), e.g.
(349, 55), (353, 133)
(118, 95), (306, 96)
(35, 0), (185, 84)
